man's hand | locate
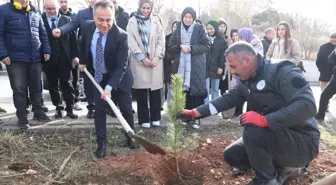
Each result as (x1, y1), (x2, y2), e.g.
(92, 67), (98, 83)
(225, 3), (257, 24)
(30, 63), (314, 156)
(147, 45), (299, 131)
(44, 54), (50, 61)
(2, 57), (11, 65)
(101, 88), (111, 100)
(72, 57), (79, 68)
(240, 111), (269, 128)
(217, 68), (223, 75)
(52, 29), (61, 38)
(79, 64), (86, 72)
(176, 109), (196, 121)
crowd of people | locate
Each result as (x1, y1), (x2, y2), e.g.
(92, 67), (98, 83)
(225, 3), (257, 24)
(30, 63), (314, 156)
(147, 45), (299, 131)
(0, 0), (336, 184)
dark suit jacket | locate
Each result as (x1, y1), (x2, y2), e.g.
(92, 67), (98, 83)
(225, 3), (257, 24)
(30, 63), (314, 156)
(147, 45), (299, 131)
(59, 7), (93, 37)
(42, 13), (78, 69)
(79, 21), (133, 93)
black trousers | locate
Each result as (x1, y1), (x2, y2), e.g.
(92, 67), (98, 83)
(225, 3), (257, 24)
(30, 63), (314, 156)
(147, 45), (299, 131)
(224, 125), (319, 182)
(94, 75), (134, 142)
(135, 89), (161, 124)
(45, 64), (75, 112)
(317, 75), (336, 119)
(72, 65), (80, 103)
(7, 62), (43, 121)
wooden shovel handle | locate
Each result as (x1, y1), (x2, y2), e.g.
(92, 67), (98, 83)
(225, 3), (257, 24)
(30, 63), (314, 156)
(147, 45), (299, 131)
(83, 68), (134, 134)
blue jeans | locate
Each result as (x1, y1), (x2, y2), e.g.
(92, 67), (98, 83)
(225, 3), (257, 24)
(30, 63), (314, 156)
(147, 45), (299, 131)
(205, 78), (220, 103)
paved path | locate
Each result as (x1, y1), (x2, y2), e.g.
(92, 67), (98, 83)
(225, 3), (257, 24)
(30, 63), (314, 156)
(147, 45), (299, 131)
(0, 68), (335, 132)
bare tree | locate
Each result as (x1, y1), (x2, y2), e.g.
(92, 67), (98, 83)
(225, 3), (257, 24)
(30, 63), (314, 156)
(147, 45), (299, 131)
(152, 0), (164, 15)
(70, 0), (90, 10)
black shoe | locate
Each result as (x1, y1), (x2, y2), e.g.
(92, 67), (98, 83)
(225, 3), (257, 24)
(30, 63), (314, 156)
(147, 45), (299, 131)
(67, 111), (78, 119)
(0, 107), (6, 113)
(246, 178), (279, 185)
(276, 167), (304, 185)
(95, 142), (107, 159)
(33, 111), (52, 122)
(41, 104), (48, 112)
(18, 120), (29, 129)
(54, 110), (63, 118)
(232, 167), (247, 177)
(87, 110), (94, 119)
(107, 108), (117, 117)
(315, 114), (324, 123)
(131, 109), (135, 114)
(125, 133), (139, 149)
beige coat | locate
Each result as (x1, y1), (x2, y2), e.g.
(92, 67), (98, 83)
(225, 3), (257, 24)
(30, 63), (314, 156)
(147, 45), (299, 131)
(266, 38), (301, 64)
(127, 15), (165, 90)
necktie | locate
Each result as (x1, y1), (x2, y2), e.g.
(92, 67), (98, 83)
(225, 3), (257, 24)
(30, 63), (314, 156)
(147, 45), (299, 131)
(95, 32), (104, 83)
(51, 18), (56, 30)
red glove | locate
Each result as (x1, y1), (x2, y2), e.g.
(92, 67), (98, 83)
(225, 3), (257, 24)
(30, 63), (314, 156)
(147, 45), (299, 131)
(176, 109), (196, 121)
(240, 111), (269, 128)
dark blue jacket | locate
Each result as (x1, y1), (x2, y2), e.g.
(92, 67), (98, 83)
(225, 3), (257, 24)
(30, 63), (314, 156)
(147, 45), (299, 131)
(59, 7), (93, 37)
(0, 3), (50, 62)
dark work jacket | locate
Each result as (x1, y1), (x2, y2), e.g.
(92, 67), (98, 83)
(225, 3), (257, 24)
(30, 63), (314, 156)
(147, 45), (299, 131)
(316, 43), (336, 81)
(79, 21), (133, 92)
(164, 33), (174, 83)
(206, 35), (227, 79)
(197, 55), (320, 142)
(41, 13), (78, 70)
(0, 3), (50, 62)
(59, 8), (76, 20)
(168, 21), (210, 96)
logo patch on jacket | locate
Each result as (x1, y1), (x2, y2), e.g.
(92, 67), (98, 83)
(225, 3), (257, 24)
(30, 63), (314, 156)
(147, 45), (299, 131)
(256, 79), (266, 90)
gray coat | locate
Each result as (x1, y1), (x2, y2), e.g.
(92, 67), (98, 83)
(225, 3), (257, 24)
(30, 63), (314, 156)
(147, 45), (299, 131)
(167, 22), (210, 96)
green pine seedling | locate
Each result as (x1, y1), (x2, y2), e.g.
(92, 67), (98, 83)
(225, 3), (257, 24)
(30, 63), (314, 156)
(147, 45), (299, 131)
(166, 74), (186, 154)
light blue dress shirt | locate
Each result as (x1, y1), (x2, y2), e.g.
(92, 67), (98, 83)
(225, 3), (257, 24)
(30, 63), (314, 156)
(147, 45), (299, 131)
(47, 15), (58, 28)
(90, 28), (112, 91)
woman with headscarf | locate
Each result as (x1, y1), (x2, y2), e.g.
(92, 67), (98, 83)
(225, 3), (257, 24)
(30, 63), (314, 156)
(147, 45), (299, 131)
(127, 0), (165, 128)
(204, 20), (226, 103)
(168, 7), (210, 129)
(238, 28), (264, 56)
(266, 21), (301, 64)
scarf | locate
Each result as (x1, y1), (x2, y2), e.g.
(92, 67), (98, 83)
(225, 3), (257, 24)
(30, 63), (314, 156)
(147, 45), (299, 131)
(133, 12), (150, 58)
(178, 22), (195, 91)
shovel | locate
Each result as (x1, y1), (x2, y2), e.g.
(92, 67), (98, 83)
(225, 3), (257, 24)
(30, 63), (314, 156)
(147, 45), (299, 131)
(221, 65), (236, 119)
(84, 68), (166, 155)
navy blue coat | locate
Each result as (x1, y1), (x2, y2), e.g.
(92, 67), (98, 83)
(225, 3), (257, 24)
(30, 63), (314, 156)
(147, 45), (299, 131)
(0, 3), (50, 62)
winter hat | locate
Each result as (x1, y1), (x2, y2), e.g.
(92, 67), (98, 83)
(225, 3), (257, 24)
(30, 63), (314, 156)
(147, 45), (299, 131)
(207, 20), (219, 35)
(138, 0), (153, 8)
(238, 28), (254, 43)
(181, 7), (196, 21)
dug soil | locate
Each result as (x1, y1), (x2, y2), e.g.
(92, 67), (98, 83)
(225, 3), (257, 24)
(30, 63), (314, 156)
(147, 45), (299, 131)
(97, 136), (336, 185)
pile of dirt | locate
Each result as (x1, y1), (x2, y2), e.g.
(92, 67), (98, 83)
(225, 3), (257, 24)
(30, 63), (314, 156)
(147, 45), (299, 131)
(97, 136), (336, 185)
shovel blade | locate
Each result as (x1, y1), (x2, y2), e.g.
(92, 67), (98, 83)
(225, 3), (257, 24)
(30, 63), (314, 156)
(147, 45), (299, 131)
(130, 133), (166, 155)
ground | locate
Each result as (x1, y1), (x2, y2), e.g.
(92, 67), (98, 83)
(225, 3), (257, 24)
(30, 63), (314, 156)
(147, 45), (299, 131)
(1, 116), (336, 185)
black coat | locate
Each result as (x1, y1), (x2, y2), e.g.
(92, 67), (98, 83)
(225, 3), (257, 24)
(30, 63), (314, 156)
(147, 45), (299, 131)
(261, 36), (272, 57)
(328, 47), (336, 75)
(168, 22), (210, 96)
(164, 33), (174, 83)
(115, 6), (129, 31)
(206, 36), (227, 79)
(316, 43), (335, 81)
(79, 21), (133, 92)
(41, 13), (78, 70)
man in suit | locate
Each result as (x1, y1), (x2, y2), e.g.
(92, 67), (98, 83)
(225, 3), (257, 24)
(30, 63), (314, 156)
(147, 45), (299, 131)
(42, 0), (78, 119)
(53, 0), (96, 119)
(79, 0), (137, 158)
